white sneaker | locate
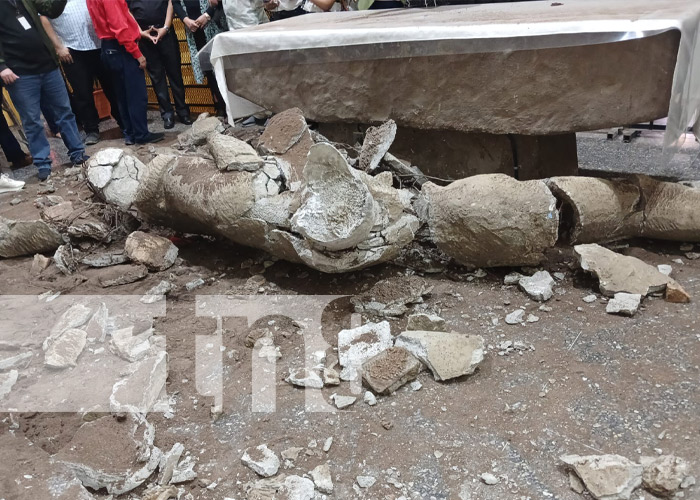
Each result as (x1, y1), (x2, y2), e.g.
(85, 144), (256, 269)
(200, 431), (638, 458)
(0, 173), (25, 194)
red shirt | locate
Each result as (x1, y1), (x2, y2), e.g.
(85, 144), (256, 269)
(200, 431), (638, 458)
(86, 0), (143, 60)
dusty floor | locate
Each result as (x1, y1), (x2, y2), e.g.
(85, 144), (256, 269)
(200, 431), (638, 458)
(0, 120), (698, 500)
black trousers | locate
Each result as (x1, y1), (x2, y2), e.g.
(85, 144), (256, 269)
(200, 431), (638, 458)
(270, 6), (306, 21)
(139, 30), (189, 120)
(61, 48), (123, 134)
(192, 29), (226, 115)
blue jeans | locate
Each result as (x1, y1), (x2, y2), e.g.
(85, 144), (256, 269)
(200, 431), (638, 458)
(101, 40), (149, 143)
(6, 68), (85, 174)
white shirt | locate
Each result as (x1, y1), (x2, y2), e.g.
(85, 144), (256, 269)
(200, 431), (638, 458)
(223, 0), (269, 30)
(50, 0), (101, 51)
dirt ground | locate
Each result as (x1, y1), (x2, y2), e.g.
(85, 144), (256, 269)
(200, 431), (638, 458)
(0, 125), (699, 500)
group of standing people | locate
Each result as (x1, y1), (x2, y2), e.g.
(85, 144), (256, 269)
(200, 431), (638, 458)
(0, 0), (403, 191)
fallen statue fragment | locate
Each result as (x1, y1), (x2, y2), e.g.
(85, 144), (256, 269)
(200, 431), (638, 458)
(2, 112), (700, 279)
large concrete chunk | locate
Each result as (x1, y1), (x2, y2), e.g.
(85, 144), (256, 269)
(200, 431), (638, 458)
(425, 174), (558, 267)
(124, 231), (178, 271)
(0, 217), (63, 258)
(291, 143), (375, 251)
(574, 244), (675, 297)
(207, 132), (264, 172)
(547, 176), (643, 244)
(362, 346), (422, 394)
(394, 331), (485, 382)
(561, 454), (643, 500)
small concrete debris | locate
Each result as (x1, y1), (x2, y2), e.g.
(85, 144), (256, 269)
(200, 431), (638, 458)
(505, 309), (525, 325)
(640, 455), (692, 497)
(30, 253), (51, 275)
(362, 346), (422, 394)
(0, 351), (32, 371)
(657, 264), (673, 276)
(394, 330), (485, 381)
(185, 278), (206, 292)
(583, 294), (598, 303)
(54, 244), (77, 275)
(504, 272), (525, 285)
(666, 280), (691, 303)
(686, 252), (700, 260)
(480, 472), (500, 485)
(285, 367), (324, 389)
(44, 328), (87, 369)
(518, 270), (555, 301)
(80, 252), (129, 268)
(141, 280), (174, 304)
(142, 485), (178, 500)
(332, 394), (357, 409)
(282, 475), (315, 500)
(124, 231), (178, 271)
(322, 437), (333, 452)
(337, 321), (393, 381)
(359, 119), (397, 172)
(526, 314), (540, 323)
(158, 443), (185, 485)
(309, 463), (334, 494)
(406, 312), (446, 331)
(241, 444), (280, 478)
(363, 391), (377, 406)
(409, 380), (423, 391)
(494, 340), (534, 356)
(561, 454), (643, 500)
(606, 293), (642, 316)
(351, 276), (433, 318)
(356, 475), (377, 488)
(98, 264), (149, 287)
(110, 326), (153, 362)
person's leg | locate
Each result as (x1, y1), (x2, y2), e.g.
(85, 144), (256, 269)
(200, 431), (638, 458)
(119, 47), (150, 142)
(40, 100), (60, 136)
(62, 49), (101, 137)
(40, 68), (85, 164)
(0, 106), (26, 164)
(6, 74), (53, 177)
(140, 38), (174, 122)
(101, 42), (134, 143)
(92, 49), (124, 130)
(160, 30), (190, 121)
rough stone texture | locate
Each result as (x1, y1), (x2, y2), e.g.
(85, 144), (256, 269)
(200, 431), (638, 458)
(0, 217), (63, 258)
(208, 132), (264, 172)
(44, 328), (87, 369)
(0, 369), (18, 399)
(362, 346), (422, 394)
(638, 175), (700, 242)
(291, 143), (375, 251)
(574, 244), (678, 298)
(285, 367), (324, 389)
(0, 351), (32, 371)
(640, 455), (691, 497)
(359, 120), (397, 172)
(98, 264), (149, 287)
(141, 280), (174, 304)
(80, 252), (129, 268)
(561, 454), (643, 500)
(124, 231), (178, 271)
(351, 276), (432, 318)
(666, 280), (691, 303)
(88, 153), (147, 210)
(258, 107), (308, 155)
(53, 244), (77, 275)
(337, 321), (393, 381)
(56, 414), (161, 495)
(181, 116), (224, 146)
(110, 326), (153, 362)
(394, 331), (485, 381)
(605, 293), (642, 317)
(224, 29), (679, 135)
(333, 394), (356, 409)
(309, 463), (334, 494)
(548, 176), (644, 244)
(505, 309), (525, 325)
(41, 201), (74, 223)
(406, 312), (446, 331)
(518, 271), (555, 302)
(109, 351), (168, 414)
(241, 445), (280, 477)
(283, 475), (315, 500)
(425, 174), (558, 267)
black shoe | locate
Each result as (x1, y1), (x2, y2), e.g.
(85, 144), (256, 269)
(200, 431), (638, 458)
(178, 115), (193, 125)
(136, 132), (165, 144)
(125, 138), (135, 146)
(163, 116), (174, 129)
(84, 132), (100, 145)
